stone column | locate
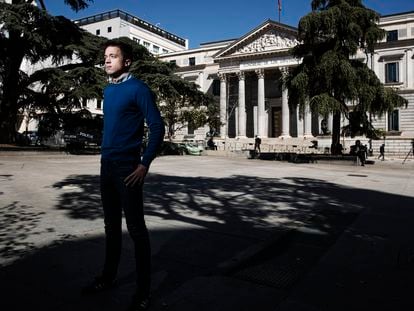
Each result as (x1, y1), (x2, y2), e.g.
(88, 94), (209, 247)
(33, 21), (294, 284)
(256, 69), (267, 138)
(371, 53), (380, 80)
(237, 71), (247, 138)
(406, 49), (413, 89)
(327, 113), (333, 133)
(304, 102), (313, 137)
(198, 71), (204, 89)
(297, 108), (304, 136)
(280, 67), (290, 138)
(218, 73), (227, 138)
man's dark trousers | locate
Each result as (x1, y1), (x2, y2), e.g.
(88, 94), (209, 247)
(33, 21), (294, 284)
(100, 158), (151, 298)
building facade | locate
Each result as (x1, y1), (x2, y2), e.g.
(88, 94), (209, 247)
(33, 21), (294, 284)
(74, 9), (189, 55)
(160, 12), (414, 157)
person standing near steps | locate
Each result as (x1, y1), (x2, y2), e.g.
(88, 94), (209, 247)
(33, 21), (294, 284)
(378, 143), (385, 161)
(82, 39), (164, 311)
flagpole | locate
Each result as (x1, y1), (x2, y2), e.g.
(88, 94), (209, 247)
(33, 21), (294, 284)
(278, 0), (281, 23)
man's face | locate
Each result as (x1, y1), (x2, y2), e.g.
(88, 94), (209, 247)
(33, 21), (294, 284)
(104, 46), (130, 78)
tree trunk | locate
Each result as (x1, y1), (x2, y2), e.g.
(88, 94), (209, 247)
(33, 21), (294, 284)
(330, 111), (342, 155)
(0, 31), (25, 144)
(0, 97), (18, 143)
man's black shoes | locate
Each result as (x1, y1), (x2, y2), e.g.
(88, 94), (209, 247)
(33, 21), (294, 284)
(127, 294), (151, 311)
(81, 276), (117, 295)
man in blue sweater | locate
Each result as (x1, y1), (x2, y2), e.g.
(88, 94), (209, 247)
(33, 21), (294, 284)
(82, 40), (164, 311)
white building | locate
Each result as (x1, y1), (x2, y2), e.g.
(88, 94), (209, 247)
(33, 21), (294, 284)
(74, 9), (188, 55)
(159, 11), (414, 157)
(364, 11), (414, 156)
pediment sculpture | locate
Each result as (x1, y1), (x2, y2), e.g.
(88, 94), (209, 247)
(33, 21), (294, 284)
(235, 30), (299, 54)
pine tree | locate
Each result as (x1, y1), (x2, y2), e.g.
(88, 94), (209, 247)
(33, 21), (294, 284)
(286, 0), (407, 154)
(0, 0), (105, 143)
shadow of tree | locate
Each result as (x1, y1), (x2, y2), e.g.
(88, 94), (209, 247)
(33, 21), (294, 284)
(51, 172), (414, 238)
(52, 174), (102, 220)
(0, 201), (46, 261)
(0, 171), (413, 311)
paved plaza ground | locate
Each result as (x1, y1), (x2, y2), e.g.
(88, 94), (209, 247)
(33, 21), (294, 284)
(0, 152), (414, 311)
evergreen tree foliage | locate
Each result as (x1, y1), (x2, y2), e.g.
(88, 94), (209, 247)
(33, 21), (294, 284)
(286, 0), (407, 154)
(37, 0), (93, 12)
(0, 0), (106, 143)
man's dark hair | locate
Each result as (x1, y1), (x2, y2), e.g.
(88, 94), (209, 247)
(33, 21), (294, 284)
(104, 39), (133, 62)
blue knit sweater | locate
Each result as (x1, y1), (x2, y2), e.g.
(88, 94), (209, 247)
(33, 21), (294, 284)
(101, 77), (164, 168)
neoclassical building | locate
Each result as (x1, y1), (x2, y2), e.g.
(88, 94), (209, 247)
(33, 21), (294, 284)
(160, 11), (414, 157)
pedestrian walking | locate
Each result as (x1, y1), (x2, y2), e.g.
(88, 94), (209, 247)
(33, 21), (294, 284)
(81, 39), (164, 311)
(378, 144), (385, 161)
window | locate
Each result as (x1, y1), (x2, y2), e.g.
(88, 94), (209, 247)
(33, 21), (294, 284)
(388, 110), (399, 131)
(143, 41), (150, 49)
(385, 62), (399, 83)
(169, 60), (176, 65)
(96, 29), (100, 35)
(162, 49), (169, 54)
(386, 30), (398, 42)
(107, 26), (112, 33)
(132, 37), (140, 44)
(97, 99), (102, 110)
(153, 45), (160, 53)
(189, 57), (196, 66)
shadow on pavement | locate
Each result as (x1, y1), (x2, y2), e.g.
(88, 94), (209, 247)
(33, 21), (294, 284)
(1, 172), (414, 310)
(0, 201), (46, 260)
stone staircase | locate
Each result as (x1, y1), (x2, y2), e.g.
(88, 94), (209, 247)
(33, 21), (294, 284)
(203, 137), (414, 159)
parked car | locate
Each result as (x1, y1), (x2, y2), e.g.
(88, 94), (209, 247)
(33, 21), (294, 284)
(63, 129), (102, 153)
(182, 142), (203, 155)
(158, 141), (187, 155)
(158, 141), (203, 156)
(15, 131), (40, 146)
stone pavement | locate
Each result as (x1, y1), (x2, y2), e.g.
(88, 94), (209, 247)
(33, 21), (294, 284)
(0, 152), (413, 311)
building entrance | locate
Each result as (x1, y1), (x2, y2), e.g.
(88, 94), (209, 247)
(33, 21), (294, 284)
(271, 107), (282, 137)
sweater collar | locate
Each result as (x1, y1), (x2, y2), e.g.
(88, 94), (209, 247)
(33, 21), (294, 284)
(108, 72), (132, 84)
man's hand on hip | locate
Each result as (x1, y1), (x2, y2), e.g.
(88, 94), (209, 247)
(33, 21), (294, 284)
(124, 164), (148, 187)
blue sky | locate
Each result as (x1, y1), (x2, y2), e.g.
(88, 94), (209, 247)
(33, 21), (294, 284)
(44, 0), (413, 48)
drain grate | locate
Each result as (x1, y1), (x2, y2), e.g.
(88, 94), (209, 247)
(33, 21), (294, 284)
(229, 210), (359, 290)
(235, 260), (303, 289)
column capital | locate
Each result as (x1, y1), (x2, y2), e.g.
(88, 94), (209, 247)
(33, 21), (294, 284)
(237, 71), (245, 81)
(218, 72), (227, 82)
(255, 69), (265, 79)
